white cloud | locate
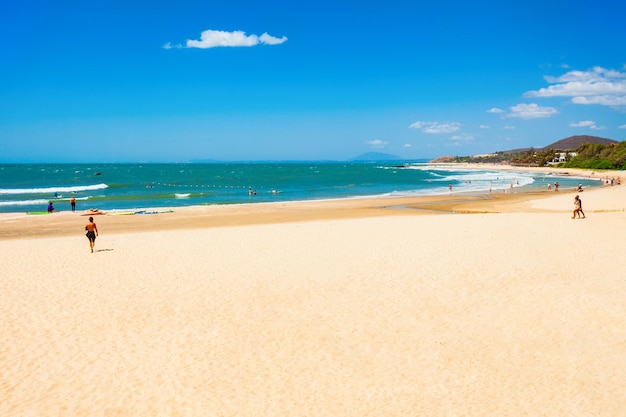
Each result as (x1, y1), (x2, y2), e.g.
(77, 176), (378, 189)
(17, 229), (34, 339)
(367, 139), (388, 148)
(479, 125), (490, 129)
(507, 103), (558, 119)
(487, 107), (505, 113)
(619, 124), (626, 129)
(450, 133), (474, 141)
(570, 120), (606, 130)
(503, 125), (516, 130)
(409, 121), (461, 134)
(259, 33), (287, 45)
(166, 29), (287, 49)
(403, 143), (412, 148)
(571, 95), (626, 105)
(570, 120), (595, 128)
(524, 66), (626, 107)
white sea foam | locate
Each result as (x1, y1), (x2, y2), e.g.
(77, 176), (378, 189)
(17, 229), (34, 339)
(435, 171), (534, 184)
(0, 199), (51, 207)
(0, 197), (89, 207)
(0, 184), (108, 195)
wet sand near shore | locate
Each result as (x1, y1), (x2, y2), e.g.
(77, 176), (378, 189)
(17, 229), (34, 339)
(0, 190), (559, 240)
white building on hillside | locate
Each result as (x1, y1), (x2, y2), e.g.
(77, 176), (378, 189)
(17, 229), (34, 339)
(548, 152), (578, 164)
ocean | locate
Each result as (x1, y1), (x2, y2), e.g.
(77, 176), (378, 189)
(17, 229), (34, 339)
(0, 162), (601, 214)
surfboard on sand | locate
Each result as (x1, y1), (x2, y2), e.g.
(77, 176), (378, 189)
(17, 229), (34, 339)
(106, 210), (174, 216)
(107, 211), (136, 216)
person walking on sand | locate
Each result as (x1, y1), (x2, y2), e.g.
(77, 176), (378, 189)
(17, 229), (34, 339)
(572, 195), (585, 219)
(47, 201), (54, 213)
(577, 195), (585, 219)
(70, 195), (76, 212)
(85, 216), (99, 253)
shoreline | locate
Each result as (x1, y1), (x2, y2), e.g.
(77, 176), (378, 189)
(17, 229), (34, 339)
(0, 163), (618, 215)
(424, 162), (622, 178)
(1, 184), (623, 240)
(1, 166), (623, 240)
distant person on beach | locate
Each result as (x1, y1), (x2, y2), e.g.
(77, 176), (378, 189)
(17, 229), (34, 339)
(554, 181), (559, 192)
(85, 216), (99, 253)
(47, 202), (54, 213)
(572, 195), (585, 219)
(70, 196), (76, 212)
(449, 183), (453, 192)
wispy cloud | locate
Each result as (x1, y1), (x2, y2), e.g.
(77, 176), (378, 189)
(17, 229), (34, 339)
(165, 29), (287, 49)
(450, 133), (474, 141)
(618, 124), (626, 129)
(524, 66), (626, 107)
(367, 139), (388, 148)
(487, 107), (504, 114)
(570, 120), (606, 130)
(409, 121), (461, 134)
(507, 103), (558, 119)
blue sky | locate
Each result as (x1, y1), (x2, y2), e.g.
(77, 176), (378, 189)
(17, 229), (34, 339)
(2, 0), (625, 162)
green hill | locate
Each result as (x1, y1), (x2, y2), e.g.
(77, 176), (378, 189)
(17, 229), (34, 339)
(562, 141), (626, 170)
(432, 135), (625, 170)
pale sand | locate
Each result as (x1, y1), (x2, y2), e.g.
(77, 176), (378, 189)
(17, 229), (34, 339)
(1, 168), (625, 416)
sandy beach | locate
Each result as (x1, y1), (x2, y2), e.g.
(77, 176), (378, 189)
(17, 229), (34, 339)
(1, 167), (625, 416)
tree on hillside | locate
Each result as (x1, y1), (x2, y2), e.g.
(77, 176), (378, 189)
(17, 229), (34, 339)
(562, 142), (626, 170)
(509, 149), (558, 166)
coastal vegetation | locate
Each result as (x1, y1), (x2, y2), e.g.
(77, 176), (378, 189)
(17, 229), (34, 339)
(561, 141), (626, 170)
(431, 135), (625, 170)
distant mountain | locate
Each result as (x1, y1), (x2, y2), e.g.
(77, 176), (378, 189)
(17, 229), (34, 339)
(495, 135), (619, 155)
(541, 135), (618, 150)
(351, 152), (403, 161)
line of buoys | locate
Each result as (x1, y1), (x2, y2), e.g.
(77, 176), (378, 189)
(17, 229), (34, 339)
(150, 183), (252, 189)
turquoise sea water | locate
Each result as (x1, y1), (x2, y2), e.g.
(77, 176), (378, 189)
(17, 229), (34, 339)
(0, 162), (602, 213)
